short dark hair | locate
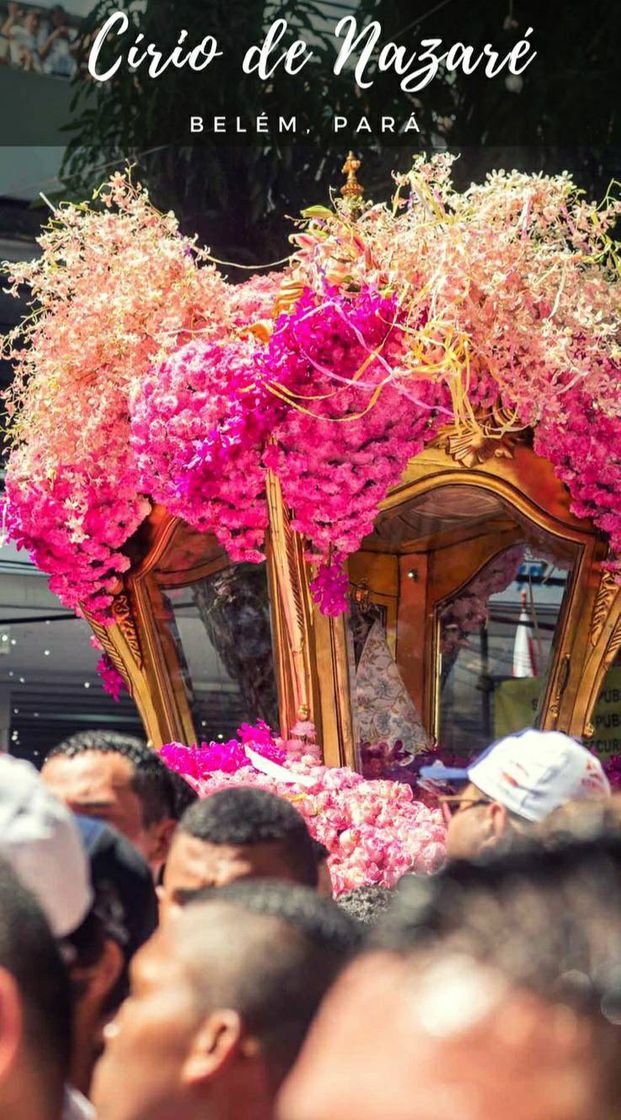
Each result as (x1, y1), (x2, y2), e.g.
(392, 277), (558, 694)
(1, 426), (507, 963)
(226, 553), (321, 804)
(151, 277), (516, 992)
(73, 816), (159, 1013)
(371, 837), (621, 1114)
(373, 836), (621, 1017)
(0, 858), (72, 1096)
(46, 730), (176, 826)
(180, 788), (318, 887)
(184, 879), (360, 1086)
(311, 838), (329, 865)
(168, 769), (199, 819)
(339, 885), (392, 927)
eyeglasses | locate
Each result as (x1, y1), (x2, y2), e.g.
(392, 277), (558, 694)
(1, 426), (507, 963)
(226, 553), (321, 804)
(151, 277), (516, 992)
(437, 795), (491, 827)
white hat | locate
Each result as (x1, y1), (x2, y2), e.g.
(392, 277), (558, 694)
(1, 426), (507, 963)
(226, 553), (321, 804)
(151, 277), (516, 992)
(0, 754), (93, 937)
(420, 729), (611, 823)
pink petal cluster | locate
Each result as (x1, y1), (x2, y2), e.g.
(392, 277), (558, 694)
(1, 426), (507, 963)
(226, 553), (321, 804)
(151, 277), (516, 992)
(158, 723), (447, 894)
(534, 386), (621, 573)
(160, 721), (286, 779)
(3, 161), (621, 623)
(2, 174), (233, 619)
(95, 653), (128, 702)
(131, 338), (280, 561)
(263, 288), (445, 612)
(601, 753), (621, 790)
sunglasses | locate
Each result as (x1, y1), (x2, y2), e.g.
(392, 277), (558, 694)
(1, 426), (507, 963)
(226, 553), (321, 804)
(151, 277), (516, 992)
(437, 795), (491, 826)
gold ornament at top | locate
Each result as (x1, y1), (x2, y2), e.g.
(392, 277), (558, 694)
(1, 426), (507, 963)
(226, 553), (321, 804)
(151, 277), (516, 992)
(340, 151), (364, 201)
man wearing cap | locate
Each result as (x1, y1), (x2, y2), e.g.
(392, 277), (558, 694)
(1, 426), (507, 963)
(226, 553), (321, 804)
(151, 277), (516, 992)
(420, 729), (610, 860)
(0, 754), (157, 1116)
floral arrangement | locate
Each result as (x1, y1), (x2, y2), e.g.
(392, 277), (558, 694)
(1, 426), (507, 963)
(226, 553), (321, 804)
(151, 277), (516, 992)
(160, 723), (447, 895)
(2, 157), (620, 622)
(2, 174), (239, 618)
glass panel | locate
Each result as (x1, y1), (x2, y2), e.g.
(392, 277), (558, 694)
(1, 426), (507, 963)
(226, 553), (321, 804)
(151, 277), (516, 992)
(589, 655), (621, 759)
(351, 484), (579, 778)
(439, 541), (575, 754)
(161, 562), (278, 742)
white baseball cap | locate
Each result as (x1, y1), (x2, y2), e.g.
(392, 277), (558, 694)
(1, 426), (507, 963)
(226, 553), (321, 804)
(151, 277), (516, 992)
(419, 729), (611, 823)
(0, 754), (93, 937)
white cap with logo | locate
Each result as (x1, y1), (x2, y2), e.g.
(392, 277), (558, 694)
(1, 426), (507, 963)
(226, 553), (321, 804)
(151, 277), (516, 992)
(420, 729), (611, 823)
(0, 754), (93, 937)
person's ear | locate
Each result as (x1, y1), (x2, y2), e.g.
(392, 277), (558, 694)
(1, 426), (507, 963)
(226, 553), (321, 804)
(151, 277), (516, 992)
(182, 1009), (243, 1088)
(0, 968), (23, 1079)
(149, 818), (178, 868)
(480, 801), (508, 849)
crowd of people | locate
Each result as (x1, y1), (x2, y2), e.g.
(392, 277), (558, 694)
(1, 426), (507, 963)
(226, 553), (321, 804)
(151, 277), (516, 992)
(0, 724), (620, 1119)
(0, 2), (77, 76)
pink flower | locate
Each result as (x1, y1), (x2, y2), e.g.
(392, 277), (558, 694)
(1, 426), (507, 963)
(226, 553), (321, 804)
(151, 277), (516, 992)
(95, 654), (127, 702)
(157, 720), (448, 894)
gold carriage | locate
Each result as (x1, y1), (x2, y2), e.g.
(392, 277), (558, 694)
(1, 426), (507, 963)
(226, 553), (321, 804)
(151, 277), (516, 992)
(86, 162), (621, 774)
(87, 404), (621, 772)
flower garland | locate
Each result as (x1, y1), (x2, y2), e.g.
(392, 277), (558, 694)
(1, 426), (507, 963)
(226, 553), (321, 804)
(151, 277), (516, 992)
(2, 174), (234, 619)
(131, 337), (280, 562)
(2, 159), (620, 623)
(262, 288), (446, 612)
(159, 723), (447, 894)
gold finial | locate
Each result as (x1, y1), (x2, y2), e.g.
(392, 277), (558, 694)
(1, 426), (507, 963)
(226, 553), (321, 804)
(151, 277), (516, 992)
(340, 151), (364, 201)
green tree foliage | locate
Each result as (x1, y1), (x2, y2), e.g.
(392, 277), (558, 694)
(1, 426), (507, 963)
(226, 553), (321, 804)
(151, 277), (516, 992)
(62, 0), (620, 263)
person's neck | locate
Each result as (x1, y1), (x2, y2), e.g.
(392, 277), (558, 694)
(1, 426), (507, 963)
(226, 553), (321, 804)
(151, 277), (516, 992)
(210, 1065), (275, 1120)
(0, 1079), (62, 1120)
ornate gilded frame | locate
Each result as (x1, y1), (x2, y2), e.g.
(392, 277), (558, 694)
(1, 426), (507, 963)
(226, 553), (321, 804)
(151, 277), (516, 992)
(84, 440), (620, 763)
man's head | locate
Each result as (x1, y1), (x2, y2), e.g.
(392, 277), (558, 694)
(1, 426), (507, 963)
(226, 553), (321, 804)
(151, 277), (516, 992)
(43, 731), (177, 875)
(93, 879), (359, 1120)
(0, 857), (72, 1120)
(68, 817), (159, 1093)
(159, 788), (318, 919)
(0, 754), (92, 939)
(24, 9), (40, 31)
(279, 835), (621, 1120)
(420, 729), (610, 860)
(50, 4), (67, 26)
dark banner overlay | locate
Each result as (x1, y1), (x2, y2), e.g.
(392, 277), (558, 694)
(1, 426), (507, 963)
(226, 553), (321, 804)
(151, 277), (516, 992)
(0, 0), (619, 149)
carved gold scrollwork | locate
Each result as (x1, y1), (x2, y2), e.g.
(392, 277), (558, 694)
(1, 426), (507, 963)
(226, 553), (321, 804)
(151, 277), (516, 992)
(603, 617), (621, 670)
(111, 593), (143, 669)
(435, 409), (525, 469)
(548, 652), (571, 720)
(589, 571), (619, 647)
(266, 469), (314, 727)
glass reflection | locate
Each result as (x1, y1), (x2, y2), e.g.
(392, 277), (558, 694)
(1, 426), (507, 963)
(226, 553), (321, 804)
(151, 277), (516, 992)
(162, 563), (278, 742)
(439, 543), (574, 753)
